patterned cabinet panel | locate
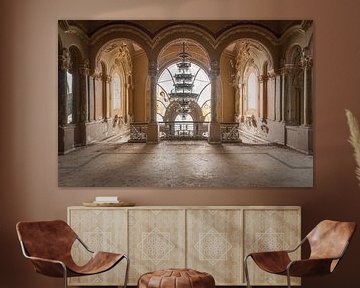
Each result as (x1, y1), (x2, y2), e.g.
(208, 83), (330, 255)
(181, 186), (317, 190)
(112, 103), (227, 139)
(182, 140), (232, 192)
(187, 209), (243, 285)
(68, 208), (128, 286)
(67, 206), (301, 286)
(128, 209), (186, 284)
(243, 208), (301, 286)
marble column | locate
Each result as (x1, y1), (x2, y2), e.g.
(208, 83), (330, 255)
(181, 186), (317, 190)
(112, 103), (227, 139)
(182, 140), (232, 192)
(125, 79), (131, 123)
(79, 59), (90, 123)
(259, 74), (268, 120)
(208, 60), (221, 144)
(275, 74), (282, 122)
(147, 60), (159, 143)
(267, 72), (276, 121)
(58, 48), (71, 126)
(102, 74), (111, 119)
(233, 81), (240, 121)
(280, 67), (292, 124)
(88, 74), (95, 122)
(301, 55), (313, 126)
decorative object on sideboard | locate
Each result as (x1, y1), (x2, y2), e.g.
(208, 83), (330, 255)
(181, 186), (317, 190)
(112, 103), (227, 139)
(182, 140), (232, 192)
(83, 196), (135, 207)
(346, 109), (360, 185)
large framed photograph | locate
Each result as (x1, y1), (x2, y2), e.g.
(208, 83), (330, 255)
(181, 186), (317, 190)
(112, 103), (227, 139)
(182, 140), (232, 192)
(58, 20), (313, 188)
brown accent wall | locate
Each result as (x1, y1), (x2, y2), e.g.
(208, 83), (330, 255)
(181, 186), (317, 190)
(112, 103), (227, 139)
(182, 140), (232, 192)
(1, 1), (360, 288)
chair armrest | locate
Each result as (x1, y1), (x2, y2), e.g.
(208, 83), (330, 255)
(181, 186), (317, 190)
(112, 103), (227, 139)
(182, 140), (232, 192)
(25, 255), (67, 278)
(287, 258), (336, 277)
(19, 240), (67, 277)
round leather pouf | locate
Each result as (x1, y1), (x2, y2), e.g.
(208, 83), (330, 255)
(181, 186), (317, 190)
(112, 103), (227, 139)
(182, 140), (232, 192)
(138, 268), (215, 288)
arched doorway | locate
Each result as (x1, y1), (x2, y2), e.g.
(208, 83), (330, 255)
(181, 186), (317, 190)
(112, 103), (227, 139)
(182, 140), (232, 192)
(156, 41), (211, 140)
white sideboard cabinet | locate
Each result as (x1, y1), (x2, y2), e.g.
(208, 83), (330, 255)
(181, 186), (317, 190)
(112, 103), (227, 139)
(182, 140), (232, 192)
(67, 206), (301, 286)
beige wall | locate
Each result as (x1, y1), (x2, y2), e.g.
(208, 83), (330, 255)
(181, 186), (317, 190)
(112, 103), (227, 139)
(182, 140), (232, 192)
(1, 1), (360, 288)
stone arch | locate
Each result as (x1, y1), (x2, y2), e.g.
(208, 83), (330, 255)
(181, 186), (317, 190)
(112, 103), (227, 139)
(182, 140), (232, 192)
(286, 44), (304, 125)
(89, 24), (152, 72)
(152, 23), (216, 66)
(157, 38), (211, 72)
(215, 25), (277, 70)
(281, 25), (311, 58)
(163, 100), (204, 122)
(285, 44), (303, 65)
(68, 45), (83, 70)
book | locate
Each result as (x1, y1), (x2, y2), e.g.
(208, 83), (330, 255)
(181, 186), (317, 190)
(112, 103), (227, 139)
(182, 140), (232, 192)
(95, 196), (119, 202)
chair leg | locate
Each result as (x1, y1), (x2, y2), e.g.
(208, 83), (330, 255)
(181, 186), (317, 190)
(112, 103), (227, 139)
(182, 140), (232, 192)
(286, 270), (292, 288)
(62, 264), (68, 288)
(244, 255), (252, 288)
(123, 255), (130, 288)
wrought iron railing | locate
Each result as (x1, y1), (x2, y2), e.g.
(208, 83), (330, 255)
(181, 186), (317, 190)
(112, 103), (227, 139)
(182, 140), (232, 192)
(129, 122), (147, 142)
(220, 122), (241, 142)
(158, 121), (209, 140)
(130, 122), (241, 142)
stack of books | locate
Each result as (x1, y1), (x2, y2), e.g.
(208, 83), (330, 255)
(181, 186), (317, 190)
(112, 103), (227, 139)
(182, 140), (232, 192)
(93, 196), (119, 204)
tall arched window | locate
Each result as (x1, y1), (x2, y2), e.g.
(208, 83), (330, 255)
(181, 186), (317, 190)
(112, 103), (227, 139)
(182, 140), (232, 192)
(157, 62), (211, 122)
(247, 72), (257, 111)
(112, 73), (121, 111)
(66, 71), (73, 124)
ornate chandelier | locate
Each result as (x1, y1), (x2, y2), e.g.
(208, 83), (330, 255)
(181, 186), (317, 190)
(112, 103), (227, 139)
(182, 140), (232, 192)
(169, 42), (198, 120)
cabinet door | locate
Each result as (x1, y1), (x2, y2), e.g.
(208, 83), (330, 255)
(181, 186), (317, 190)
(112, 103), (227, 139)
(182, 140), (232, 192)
(187, 209), (243, 285)
(68, 208), (128, 286)
(128, 209), (186, 284)
(243, 208), (301, 286)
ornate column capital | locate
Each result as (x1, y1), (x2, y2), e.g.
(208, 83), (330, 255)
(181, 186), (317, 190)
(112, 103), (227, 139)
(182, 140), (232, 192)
(258, 74), (268, 82)
(148, 60), (158, 77)
(300, 47), (313, 69)
(58, 48), (72, 71)
(90, 71), (102, 80)
(210, 60), (220, 77)
(79, 59), (91, 76)
(300, 57), (313, 69)
(102, 74), (112, 83)
(267, 72), (277, 80)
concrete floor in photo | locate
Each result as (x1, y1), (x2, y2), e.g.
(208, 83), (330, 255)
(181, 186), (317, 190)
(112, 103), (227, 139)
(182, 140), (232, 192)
(58, 138), (313, 188)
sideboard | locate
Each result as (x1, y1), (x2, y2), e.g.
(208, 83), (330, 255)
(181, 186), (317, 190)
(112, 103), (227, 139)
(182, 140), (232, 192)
(67, 206), (301, 286)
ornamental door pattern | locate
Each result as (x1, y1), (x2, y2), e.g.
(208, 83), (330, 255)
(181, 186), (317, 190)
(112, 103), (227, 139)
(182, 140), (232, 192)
(187, 209), (242, 285)
(244, 209), (301, 286)
(68, 206), (300, 286)
(128, 209), (186, 283)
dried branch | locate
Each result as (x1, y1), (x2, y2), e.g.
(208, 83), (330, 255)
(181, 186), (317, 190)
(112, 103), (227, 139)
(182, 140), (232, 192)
(345, 109), (360, 185)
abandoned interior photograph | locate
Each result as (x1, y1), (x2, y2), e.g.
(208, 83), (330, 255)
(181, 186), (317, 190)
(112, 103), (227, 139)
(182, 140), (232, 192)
(58, 20), (313, 188)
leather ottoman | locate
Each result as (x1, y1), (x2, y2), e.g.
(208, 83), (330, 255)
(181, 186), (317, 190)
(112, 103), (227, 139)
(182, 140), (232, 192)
(138, 268), (215, 288)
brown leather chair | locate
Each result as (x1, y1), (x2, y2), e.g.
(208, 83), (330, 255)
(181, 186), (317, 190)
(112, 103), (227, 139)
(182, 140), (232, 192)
(16, 220), (129, 288)
(244, 220), (356, 288)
